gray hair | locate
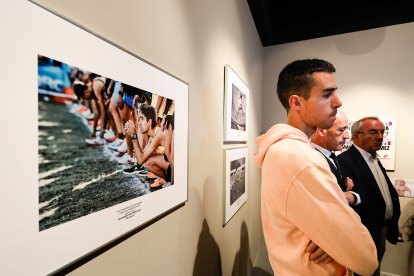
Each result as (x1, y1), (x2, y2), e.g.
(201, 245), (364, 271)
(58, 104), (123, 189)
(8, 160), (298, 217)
(351, 116), (381, 139)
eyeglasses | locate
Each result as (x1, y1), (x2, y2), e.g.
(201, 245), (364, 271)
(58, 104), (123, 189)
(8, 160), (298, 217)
(357, 130), (388, 137)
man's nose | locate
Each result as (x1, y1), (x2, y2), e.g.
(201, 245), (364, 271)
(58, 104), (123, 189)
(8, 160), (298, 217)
(332, 92), (342, 108)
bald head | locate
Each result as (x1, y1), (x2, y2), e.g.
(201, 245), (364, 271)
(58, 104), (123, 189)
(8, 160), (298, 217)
(311, 110), (350, 151)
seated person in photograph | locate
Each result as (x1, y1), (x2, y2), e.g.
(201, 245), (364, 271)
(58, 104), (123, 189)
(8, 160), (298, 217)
(147, 110), (175, 186)
(124, 103), (171, 188)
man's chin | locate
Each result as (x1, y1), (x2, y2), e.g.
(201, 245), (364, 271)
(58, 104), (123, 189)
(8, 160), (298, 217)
(319, 121), (334, 129)
(325, 116), (336, 128)
(311, 117), (334, 130)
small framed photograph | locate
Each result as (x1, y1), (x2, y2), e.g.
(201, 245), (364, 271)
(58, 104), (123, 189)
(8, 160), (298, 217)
(391, 178), (414, 198)
(224, 65), (249, 142)
(224, 147), (248, 224)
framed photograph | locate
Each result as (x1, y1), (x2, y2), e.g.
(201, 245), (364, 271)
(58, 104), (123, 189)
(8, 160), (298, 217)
(399, 195), (414, 242)
(391, 178), (414, 198)
(1, 1), (188, 275)
(224, 65), (249, 142)
(224, 147), (248, 224)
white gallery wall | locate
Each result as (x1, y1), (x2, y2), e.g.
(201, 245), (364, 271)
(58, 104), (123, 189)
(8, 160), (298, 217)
(263, 22), (414, 276)
(0, 0), (265, 275)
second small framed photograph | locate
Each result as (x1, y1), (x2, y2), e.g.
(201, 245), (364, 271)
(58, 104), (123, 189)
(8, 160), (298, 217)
(224, 65), (249, 142)
(224, 147), (248, 225)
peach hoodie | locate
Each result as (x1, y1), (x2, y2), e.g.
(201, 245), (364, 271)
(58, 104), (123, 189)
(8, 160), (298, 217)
(254, 124), (378, 276)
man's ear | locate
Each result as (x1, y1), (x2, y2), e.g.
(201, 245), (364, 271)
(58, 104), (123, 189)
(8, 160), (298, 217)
(317, 128), (327, 137)
(315, 127), (324, 136)
(289, 95), (302, 110)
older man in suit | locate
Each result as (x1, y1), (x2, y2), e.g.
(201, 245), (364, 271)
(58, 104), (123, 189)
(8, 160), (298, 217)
(311, 110), (359, 205)
(338, 116), (400, 276)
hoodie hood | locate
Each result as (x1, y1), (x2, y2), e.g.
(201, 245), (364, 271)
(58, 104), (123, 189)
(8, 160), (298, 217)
(254, 124), (310, 168)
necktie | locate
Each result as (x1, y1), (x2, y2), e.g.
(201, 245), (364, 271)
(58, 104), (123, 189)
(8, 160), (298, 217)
(330, 152), (342, 177)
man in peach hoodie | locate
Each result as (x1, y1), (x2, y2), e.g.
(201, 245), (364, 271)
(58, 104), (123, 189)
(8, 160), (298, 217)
(254, 59), (377, 275)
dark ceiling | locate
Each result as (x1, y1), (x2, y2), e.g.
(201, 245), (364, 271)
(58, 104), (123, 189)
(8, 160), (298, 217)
(247, 1), (414, 47)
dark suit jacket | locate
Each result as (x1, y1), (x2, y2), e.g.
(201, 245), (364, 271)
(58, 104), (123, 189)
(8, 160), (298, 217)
(313, 147), (347, 191)
(338, 145), (400, 245)
(324, 155), (346, 191)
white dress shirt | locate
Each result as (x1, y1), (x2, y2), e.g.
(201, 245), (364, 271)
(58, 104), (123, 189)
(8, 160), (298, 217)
(354, 144), (394, 220)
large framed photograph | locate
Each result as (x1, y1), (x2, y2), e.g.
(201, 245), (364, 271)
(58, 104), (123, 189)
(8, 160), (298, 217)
(1, 1), (188, 275)
(224, 147), (248, 224)
(224, 65), (249, 142)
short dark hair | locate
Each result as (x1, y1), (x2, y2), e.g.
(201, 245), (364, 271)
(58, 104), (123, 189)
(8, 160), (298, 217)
(139, 103), (157, 128)
(73, 81), (87, 99)
(277, 59), (336, 111)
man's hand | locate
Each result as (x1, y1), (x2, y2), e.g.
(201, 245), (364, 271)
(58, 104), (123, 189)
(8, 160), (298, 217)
(343, 177), (356, 204)
(344, 192), (356, 205)
(124, 120), (135, 136)
(345, 177), (354, 191)
(306, 241), (332, 264)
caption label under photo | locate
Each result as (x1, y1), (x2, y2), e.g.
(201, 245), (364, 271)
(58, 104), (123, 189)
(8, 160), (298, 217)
(117, 202), (142, 221)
